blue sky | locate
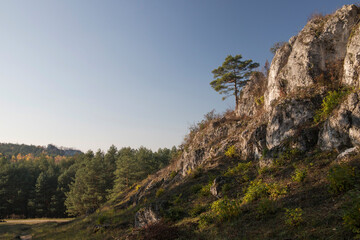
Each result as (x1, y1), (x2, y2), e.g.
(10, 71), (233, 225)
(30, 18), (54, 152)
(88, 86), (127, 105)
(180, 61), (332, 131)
(0, 0), (355, 151)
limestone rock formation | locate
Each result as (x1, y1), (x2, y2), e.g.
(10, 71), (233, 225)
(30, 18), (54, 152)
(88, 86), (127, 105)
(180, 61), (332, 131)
(319, 92), (360, 150)
(264, 5), (359, 109)
(266, 98), (317, 149)
(137, 2), (360, 194)
(235, 72), (267, 118)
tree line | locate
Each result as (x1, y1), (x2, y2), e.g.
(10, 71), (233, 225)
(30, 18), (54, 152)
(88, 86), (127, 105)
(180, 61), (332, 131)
(0, 145), (177, 218)
(0, 143), (82, 158)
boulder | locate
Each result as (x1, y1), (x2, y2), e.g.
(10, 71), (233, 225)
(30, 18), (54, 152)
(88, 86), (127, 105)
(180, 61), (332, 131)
(135, 205), (161, 228)
(210, 176), (228, 198)
(337, 147), (358, 160)
(259, 158), (274, 168)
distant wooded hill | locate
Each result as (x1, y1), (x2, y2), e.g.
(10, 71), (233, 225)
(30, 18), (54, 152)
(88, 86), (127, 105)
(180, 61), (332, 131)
(0, 143), (82, 157)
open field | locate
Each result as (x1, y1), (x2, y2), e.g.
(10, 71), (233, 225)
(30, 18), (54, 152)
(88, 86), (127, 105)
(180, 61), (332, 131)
(0, 219), (74, 240)
(3, 219), (73, 225)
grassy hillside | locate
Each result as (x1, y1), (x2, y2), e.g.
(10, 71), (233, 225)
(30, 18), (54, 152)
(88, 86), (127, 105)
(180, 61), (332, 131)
(17, 144), (360, 240)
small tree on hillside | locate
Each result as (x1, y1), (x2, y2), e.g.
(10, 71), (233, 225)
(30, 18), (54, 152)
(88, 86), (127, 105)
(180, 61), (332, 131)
(210, 54), (259, 109)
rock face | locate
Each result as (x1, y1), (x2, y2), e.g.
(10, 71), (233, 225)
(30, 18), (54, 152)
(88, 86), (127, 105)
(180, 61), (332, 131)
(177, 119), (233, 176)
(343, 19), (360, 86)
(235, 72), (267, 118)
(266, 99), (317, 149)
(176, 112), (268, 176)
(264, 5), (359, 109)
(319, 92), (360, 150)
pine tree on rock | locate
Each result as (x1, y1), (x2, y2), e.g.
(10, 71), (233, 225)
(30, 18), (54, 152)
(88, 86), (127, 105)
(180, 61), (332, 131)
(210, 54), (259, 109)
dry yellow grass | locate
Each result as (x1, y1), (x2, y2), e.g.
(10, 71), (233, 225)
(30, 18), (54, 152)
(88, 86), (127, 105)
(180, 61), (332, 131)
(1, 218), (73, 225)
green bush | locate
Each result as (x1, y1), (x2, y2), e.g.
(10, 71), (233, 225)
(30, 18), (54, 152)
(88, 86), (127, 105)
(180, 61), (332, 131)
(172, 193), (182, 205)
(258, 166), (275, 175)
(243, 180), (287, 203)
(156, 188), (165, 198)
(222, 183), (232, 194)
(314, 88), (351, 123)
(224, 162), (251, 180)
(96, 215), (108, 225)
(243, 180), (268, 203)
(164, 206), (186, 221)
(190, 184), (203, 195)
(343, 190), (360, 237)
(256, 199), (276, 217)
(189, 204), (208, 217)
(199, 182), (212, 196)
(284, 208), (303, 227)
(328, 164), (356, 194)
(210, 197), (242, 221)
(198, 212), (215, 229)
(274, 148), (301, 166)
(225, 145), (238, 158)
(267, 183), (287, 200)
(292, 167), (307, 183)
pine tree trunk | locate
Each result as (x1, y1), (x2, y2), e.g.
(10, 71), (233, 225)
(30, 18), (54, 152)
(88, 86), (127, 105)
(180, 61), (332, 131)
(234, 81), (238, 110)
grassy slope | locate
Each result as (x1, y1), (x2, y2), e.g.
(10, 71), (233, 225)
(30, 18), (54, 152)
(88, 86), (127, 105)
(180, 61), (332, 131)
(0, 219), (73, 240)
(24, 147), (360, 240)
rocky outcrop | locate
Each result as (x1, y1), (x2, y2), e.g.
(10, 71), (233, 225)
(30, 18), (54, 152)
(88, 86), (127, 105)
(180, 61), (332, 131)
(319, 92), (360, 150)
(266, 99), (317, 149)
(343, 20), (360, 86)
(236, 72), (267, 118)
(177, 119), (233, 176)
(175, 112), (269, 176)
(249, 124), (267, 160)
(337, 147), (358, 160)
(210, 176), (228, 198)
(135, 205), (161, 228)
(264, 41), (293, 109)
(264, 5), (359, 109)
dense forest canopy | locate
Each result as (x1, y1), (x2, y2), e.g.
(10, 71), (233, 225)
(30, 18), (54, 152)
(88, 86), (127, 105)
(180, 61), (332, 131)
(0, 143), (82, 158)
(0, 143), (177, 218)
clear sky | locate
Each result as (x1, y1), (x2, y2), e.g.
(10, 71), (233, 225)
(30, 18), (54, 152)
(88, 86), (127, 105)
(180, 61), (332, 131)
(0, 0), (355, 152)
